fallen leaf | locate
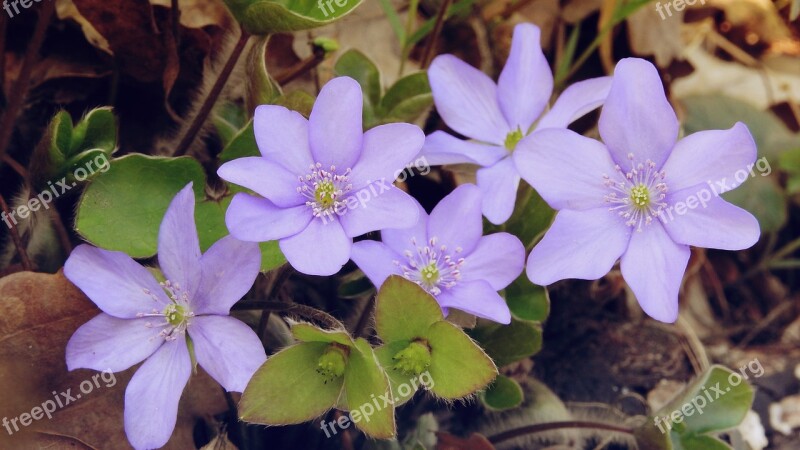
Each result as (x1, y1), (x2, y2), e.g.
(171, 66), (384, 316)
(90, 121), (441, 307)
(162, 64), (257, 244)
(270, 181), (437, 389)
(627, 2), (684, 67)
(0, 271), (229, 449)
(56, 0), (113, 55)
(673, 46), (800, 110)
(150, 0), (231, 29)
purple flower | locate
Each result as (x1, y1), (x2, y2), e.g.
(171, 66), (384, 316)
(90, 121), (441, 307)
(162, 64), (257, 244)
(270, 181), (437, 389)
(218, 77), (423, 276)
(514, 58), (760, 323)
(421, 22), (612, 225)
(351, 184), (525, 324)
(64, 184), (266, 450)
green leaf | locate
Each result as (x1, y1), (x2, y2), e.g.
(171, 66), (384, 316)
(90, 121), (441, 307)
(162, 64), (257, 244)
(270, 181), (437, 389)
(224, 0), (365, 35)
(343, 338), (396, 438)
(75, 154), (206, 258)
(778, 146), (800, 195)
(426, 320), (496, 399)
(504, 186), (554, 249)
(375, 276), (444, 343)
(505, 276), (549, 323)
(338, 272), (375, 299)
(194, 196), (232, 252)
(59, 149), (112, 185)
(214, 102), (248, 147)
(292, 323), (354, 346)
(633, 418), (673, 450)
(405, 0), (474, 47)
(77, 107), (117, 154)
(554, 24), (580, 85)
(779, 146), (800, 174)
(334, 49), (381, 110)
(374, 340), (422, 407)
(375, 0), (404, 44)
(194, 195), (285, 271)
(49, 110), (74, 161)
(722, 174), (786, 232)
(470, 319), (542, 367)
(681, 95), (800, 162)
(380, 72), (432, 124)
(675, 434), (731, 450)
(681, 94), (796, 232)
(274, 90), (316, 118)
(246, 35), (282, 114)
(313, 36), (340, 53)
(240, 342), (343, 424)
(481, 375), (523, 410)
(219, 120), (259, 163)
(259, 241), (286, 272)
(654, 365), (754, 435)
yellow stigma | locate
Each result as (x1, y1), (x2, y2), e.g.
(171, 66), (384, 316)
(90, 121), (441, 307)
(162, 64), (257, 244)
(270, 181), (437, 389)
(504, 128), (524, 151)
(163, 304), (188, 326)
(392, 340), (432, 376)
(316, 344), (348, 383)
(315, 180), (336, 209)
(420, 262), (440, 286)
(629, 184), (650, 209)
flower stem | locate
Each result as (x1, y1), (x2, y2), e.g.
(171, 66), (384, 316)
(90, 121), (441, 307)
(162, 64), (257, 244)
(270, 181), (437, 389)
(352, 296), (375, 338)
(173, 27), (251, 157)
(487, 420), (633, 445)
(275, 45), (327, 86)
(420, 0), (452, 69)
(0, 1), (55, 166)
(233, 301), (343, 330)
(0, 192), (32, 270)
(770, 235), (800, 262)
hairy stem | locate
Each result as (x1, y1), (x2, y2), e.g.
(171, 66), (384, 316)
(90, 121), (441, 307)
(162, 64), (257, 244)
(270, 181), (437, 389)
(233, 301), (343, 330)
(0, 1), (55, 166)
(421, 0), (452, 69)
(275, 45), (326, 86)
(174, 28), (251, 157)
(0, 192), (32, 270)
(488, 421), (633, 445)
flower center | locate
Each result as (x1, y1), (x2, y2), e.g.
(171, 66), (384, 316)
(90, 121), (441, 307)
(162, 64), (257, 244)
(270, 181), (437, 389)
(164, 303), (188, 326)
(504, 127), (524, 151)
(316, 343), (348, 383)
(314, 180), (337, 209)
(629, 184), (650, 208)
(603, 153), (668, 231)
(297, 163), (352, 221)
(392, 340), (432, 376)
(394, 237), (464, 295)
(139, 279), (195, 341)
(419, 262), (440, 285)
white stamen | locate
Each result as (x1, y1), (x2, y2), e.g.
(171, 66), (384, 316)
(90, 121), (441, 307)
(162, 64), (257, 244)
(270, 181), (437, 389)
(393, 236), (466, 295)
(603, 154), (668, 232)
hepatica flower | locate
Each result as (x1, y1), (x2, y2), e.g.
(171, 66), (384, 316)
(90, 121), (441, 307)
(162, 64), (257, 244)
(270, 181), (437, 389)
(218, 77), (423, 276)
(421, 22), (612, 224)
(514, 58), (760, 322)
(351, 184), (525, 324)
(64, 184), (266, 450)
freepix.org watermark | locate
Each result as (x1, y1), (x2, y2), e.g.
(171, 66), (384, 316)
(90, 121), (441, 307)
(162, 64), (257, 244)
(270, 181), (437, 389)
(654, 358), (764, 434)
(320, 371), (434, 438)
(316, 0), (349, 17)
(320, 156), (431, 225)
(1, 153), (110, 230)
(2, 0), (52, 19)
(659, 156), (771, 225)
(3, 370), (117, 436)
(655, 0), (706, 20)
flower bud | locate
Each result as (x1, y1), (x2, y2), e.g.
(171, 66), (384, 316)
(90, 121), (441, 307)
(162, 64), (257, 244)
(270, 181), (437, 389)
(316, 344), (348, 383)
(392, 340), (431, 376)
